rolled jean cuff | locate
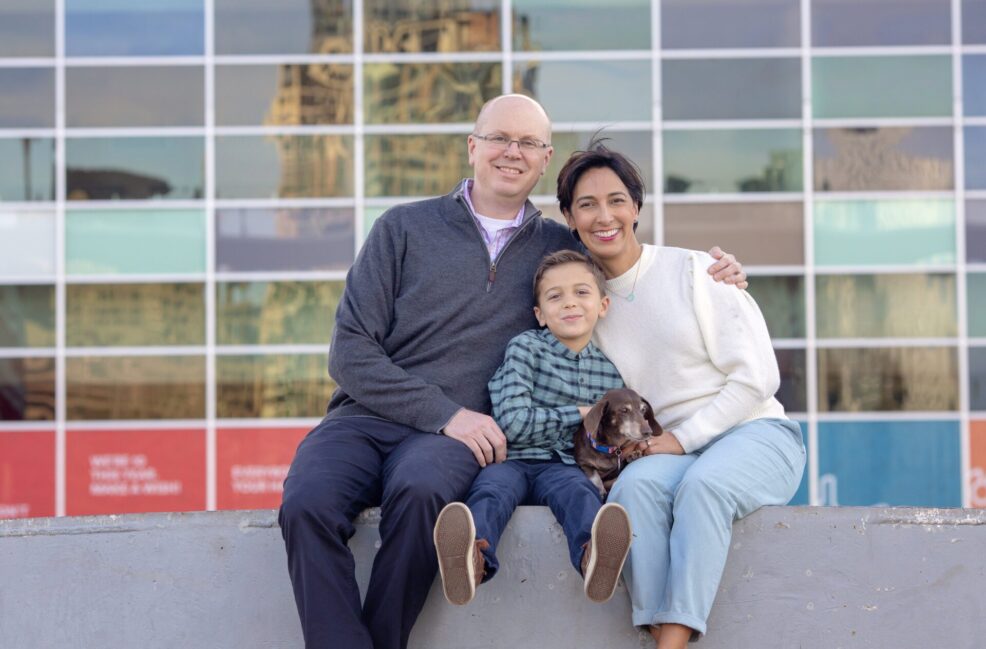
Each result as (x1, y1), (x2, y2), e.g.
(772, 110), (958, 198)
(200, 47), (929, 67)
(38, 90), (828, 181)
(635, 610), (708, 636)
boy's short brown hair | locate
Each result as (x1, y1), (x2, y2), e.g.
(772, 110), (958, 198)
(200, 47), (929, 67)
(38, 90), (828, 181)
(532, 250), (608, 305)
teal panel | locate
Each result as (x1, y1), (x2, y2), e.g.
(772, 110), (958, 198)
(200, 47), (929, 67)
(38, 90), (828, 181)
(814, 199), (955, 266)
(812, 56), (952, 118)
(66, 209), (205, 275)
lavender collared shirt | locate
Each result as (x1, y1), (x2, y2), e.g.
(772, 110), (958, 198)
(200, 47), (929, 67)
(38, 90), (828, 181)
(461, 179), (526, 260)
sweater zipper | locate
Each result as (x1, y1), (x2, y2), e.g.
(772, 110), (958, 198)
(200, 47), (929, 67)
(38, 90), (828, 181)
(486, 215), (538, 292)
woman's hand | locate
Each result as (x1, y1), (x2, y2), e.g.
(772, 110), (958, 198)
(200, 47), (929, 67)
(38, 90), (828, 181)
(707, 246), (748, 290)
(631, 431), (686, 457)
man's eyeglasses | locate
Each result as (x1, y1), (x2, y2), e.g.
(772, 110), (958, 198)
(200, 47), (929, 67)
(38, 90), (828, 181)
(472, 133), (551, 152)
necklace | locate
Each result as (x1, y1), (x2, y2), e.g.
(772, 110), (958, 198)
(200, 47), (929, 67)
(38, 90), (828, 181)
(608, 251), (642, 302)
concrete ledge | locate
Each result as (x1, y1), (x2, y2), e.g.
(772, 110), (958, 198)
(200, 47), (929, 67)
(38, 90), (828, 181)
(2, 506), (985, 648)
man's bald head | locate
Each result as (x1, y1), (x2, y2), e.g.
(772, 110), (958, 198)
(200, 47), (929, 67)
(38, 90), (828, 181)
(474, 94), (552, 142)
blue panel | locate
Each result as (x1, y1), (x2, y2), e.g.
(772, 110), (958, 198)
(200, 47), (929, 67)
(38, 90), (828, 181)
(818, 421), (961, 507)
(66, 0), (204, 56)
(788, 421), (809, 506)
(967, 127), (986, 190)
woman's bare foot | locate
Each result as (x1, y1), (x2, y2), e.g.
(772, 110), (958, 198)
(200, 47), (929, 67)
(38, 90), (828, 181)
(656, 623), (693, 649)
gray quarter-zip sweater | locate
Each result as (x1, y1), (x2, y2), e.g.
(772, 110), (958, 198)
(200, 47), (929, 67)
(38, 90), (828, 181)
(326, 181), (579, 432)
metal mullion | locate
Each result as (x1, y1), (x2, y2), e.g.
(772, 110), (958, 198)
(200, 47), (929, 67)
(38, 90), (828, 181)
(661, 48), (801, 60)
(502, 0), (512, 94)
(652, 0), (662, 246)
(353, 0), (365, 251)
(54, 0), (67, 518)
(204, 0), (217, 512)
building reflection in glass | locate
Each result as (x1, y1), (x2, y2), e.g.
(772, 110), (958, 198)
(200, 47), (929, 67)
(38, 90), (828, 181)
(364, 0), (499, 53)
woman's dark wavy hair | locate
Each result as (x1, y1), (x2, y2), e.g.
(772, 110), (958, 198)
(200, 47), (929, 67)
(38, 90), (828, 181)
(555, 137), (646, 216)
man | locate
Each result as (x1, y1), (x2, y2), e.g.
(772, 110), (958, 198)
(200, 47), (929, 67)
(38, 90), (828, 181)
(279, 94), (746, 649)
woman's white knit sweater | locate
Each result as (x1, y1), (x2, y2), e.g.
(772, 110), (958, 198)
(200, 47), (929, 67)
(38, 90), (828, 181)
(593, 244), (786, 454)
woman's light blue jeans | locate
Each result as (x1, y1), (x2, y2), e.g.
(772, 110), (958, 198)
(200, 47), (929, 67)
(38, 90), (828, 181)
(608, 418), (806, 635)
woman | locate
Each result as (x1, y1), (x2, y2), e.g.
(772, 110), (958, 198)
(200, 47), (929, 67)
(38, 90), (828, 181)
(555, 141), (806, 649)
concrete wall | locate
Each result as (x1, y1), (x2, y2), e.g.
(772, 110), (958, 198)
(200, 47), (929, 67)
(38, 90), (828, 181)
(1, 506), (985, 649)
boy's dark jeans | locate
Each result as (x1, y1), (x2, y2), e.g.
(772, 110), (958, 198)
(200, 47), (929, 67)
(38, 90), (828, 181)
(466, 457), (603, 579)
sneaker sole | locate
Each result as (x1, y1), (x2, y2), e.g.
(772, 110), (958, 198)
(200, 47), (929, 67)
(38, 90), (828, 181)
(433, 502), (477, 606)
(584, 502), (632, 603)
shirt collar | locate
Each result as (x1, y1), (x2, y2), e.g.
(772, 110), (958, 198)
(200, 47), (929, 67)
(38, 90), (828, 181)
(536, 327), (600, 360)
(462, 179), (526, 226)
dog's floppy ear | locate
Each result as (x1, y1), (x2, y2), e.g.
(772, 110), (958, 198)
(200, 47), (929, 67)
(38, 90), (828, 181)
(583, 398), (609, 436)
(641, 397), (663, 435)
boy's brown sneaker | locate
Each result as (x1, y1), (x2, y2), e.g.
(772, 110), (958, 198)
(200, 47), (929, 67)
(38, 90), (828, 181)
(434, 502), (486, 605)
(582, 502), (632, 603)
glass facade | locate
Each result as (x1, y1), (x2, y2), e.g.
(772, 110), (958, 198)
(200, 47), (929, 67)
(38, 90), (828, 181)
(1, 0), (984, 517)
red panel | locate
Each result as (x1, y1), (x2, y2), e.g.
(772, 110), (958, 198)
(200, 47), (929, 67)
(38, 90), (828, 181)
(216, 427), (307, 511)
(971, 421), (986, 509)
(0, 431), (55, 519)
(66, 428), (205, 515)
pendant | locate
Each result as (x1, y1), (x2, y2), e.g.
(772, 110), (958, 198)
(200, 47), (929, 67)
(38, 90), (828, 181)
(626, 293), (635, 302)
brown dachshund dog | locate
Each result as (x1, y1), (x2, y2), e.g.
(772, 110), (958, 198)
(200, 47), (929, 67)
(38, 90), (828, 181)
(574, 388), (663, 498)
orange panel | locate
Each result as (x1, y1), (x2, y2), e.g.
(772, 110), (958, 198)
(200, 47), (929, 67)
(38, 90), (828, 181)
(971, 421), (986, 509)
(66, 428), (205, 515)
(0, 431), (55, 519)
(216, 427), (308, 511)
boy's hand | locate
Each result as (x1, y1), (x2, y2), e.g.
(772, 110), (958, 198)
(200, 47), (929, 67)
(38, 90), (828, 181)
(707, 246), (748, 289)
(443, 409), (507, 467)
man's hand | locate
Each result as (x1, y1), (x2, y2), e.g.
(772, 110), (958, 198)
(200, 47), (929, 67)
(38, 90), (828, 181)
(442, 409), (507, 467)
(707, 246), (748, 290)
(630, 431), (686, 457)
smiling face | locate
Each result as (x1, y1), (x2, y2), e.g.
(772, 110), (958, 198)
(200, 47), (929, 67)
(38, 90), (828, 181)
(468, 95), (553, 217)
(533, 262), (609, 352)
(563, 166), (642, 277)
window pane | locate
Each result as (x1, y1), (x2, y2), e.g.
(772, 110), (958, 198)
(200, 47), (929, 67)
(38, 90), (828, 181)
(969, 200), (986, 263)
(818, 421), (960, 507)
(816, 274), (957, 338)
(66, 283), (205, 347)
(217, 354), (334, 418)
(775, 348), (806, 412)
(216, 281), (343, 345)
(514, 60), (651, 122)
(365, 134), (468, 198)
(746, 275), (805, 339)
(972, 348), (986, 410)
(963, 0), (986, 44)
(664, 129), (802, 194)
(66, 137), (204, 201)
(964, 55), (986, 116)
(364, 0), (498, 53)
(0, 68), (55, 128)
(812, 0), (950, 46)
(0, 138), (54, 202)
(215, 426), (308, 511)
(814, 199), (954, 266)
(365, 62), (500, 124)
(216, 64), (354, 126)
(0, 210), (55, 277)
(0, 286), (55, 348)
(662, 0), (799, 48)
(817, 346), (958, 412)
(216, 208), (354, 272)
(0, 431), (55, 518)
(663, 202), (804, 266)
(814, 127), (953, 192)
(812, 56), (951, 119)
(66, 209), (205, 275)
(512, 0), (649, 51)
(534, 130), (653, 197)
(215, 135), (353, 199)
(216, 0), (352, 55)
(66, 356), (206, 420)
(970, 274), (986, 337)
(0, 0), (54, 57)
(66, 0), (204, 56)
(663, 58), (800, 121)
(966, 127), (986, 190)
(0, 357), (54, 421)
(66, 66), (203, 128)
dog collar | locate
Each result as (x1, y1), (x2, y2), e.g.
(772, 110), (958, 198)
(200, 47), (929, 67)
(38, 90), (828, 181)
(585, 429), (621, 456)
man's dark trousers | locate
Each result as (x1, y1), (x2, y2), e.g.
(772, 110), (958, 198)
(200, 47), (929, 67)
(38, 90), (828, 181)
(279, 416), (479, 649)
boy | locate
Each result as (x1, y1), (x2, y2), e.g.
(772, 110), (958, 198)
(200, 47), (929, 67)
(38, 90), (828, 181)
(433, 250), (632, 606)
